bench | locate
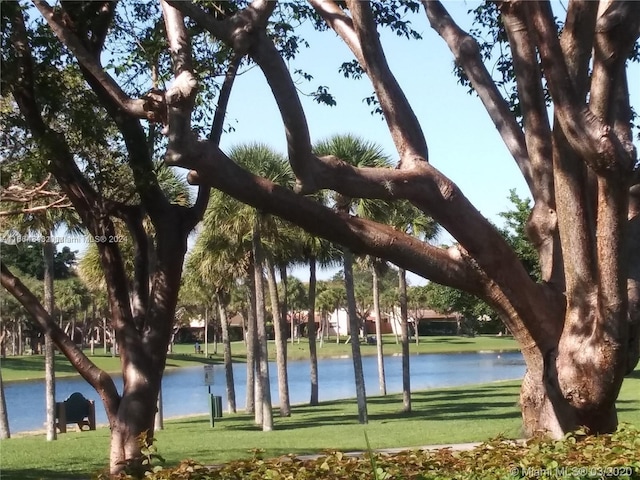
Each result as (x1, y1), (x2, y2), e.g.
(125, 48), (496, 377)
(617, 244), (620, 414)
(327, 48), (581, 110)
(55, 392), (96, 433)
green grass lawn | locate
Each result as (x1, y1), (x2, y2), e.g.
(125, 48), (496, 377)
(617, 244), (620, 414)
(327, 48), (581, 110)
(0, 335), (519, 382)
(1, 370), (639, 480)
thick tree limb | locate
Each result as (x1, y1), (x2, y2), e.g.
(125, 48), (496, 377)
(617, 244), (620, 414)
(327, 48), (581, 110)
(161, 0), (198, 166)
(527, 1), (634, 175)
(1, 262), (121, 427)
(118, 205), (149, 329)
(169, 0), (562, 346)
(32, 0), (147, 119)
(346, 0), (428, 165)
(185, 143), (560, 347)
(425, 0), (533, 187)
(589, 1), (640, 158)
(210, 54), (242, 145)
(308, 0), (363, 61)
(500, 1), (561, 287)
(248, 32), (317, 189)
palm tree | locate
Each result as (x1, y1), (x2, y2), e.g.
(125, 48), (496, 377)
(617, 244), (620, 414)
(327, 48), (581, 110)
(296, 229), (341, 405)
(182, 228), (241, 414)
(389, 200), (440, 412)
(188, 143), (294, 429)
(313, 134), (393, 423)
(0, 367), (8, 439)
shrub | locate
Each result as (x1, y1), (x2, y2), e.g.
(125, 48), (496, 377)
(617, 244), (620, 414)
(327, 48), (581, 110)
(99, 424), (640, 480)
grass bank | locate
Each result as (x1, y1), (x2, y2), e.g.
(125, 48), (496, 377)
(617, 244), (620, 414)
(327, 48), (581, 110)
(1, 370), (639, 480)
(1, 335), (519, 382)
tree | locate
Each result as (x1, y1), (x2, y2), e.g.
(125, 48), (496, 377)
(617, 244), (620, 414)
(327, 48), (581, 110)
(313, 133), (394, 421)
(151, 0), (637, 437)
(2, 1), (216, 472)
(2, 3), (638, 475)
(389, 200), (440, 412)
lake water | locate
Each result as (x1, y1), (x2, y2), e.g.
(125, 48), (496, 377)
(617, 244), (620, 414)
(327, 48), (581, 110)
(3, 351), (525, 433)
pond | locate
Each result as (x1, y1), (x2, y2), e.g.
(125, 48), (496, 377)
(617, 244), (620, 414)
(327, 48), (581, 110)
(4, 350), (525, 433)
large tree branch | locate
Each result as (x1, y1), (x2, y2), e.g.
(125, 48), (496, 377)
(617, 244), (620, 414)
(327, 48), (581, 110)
(527, 1), (634, 175)
(115, 205), (149, 329)
(1, 262), (121, 426)
(589, 1), (640, 158)
(32, 0), (147, 119)
(500, 1), (562, 287)
(182, 143), (562, 347)
(210, 54), (242, 145)
(161, 0), (198, 166)
(308, 0), (363, 60)
(346, 0), (428, 165)
(588, 2), (640, 346)
(425, 0), (533, 187)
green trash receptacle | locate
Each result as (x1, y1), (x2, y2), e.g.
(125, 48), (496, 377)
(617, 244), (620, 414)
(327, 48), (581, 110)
(208, 394), (223, 427)
(213, 395), (223, 418)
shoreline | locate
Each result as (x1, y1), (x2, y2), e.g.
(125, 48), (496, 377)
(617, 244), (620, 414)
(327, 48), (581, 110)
(1, 345), (521, 385)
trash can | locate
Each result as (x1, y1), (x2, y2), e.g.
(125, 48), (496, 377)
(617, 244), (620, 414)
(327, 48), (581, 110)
(208, 394), (223, 427)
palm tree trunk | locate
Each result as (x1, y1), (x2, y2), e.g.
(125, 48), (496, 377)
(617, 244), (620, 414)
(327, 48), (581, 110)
(216, 293), (236, 413)
(154, 387), (164, 431)
(43, 238), (57, 441)
(252, 227), (273, 431)
(0, 367), (10, 439)
(308, 256), (319, 405)
(398, 268), (411, 413)
(372, 264), (386, 395)
(204, 307), (209, 357)
(245, 269), (257, 416)
(265, 257), (290, 417)
(344, 249), (368, 424)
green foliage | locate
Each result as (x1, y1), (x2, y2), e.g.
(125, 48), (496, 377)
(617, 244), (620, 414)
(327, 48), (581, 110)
(497, 189), (541, 282)
(99, 424), (640, 480)
(0, 242), (77, 280)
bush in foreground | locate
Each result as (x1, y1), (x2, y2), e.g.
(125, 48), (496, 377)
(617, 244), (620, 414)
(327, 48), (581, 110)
(99, 424), (640, 479)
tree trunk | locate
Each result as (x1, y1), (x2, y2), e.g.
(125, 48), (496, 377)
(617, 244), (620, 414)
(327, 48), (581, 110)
(308, 256), (319, 406)
(216, 293), (236, 413)
(343, 249), (368, 424)
(398, 268), (411, 413)
(0, 367), (10, 439)
(43, 238), (56, 442)
(372, 263), (386, 395)
(265, 257), (290, 417)
(252, 226), (273, 431)
(204, 307), (209, 357)
(154, 387), (164, 431)
(244, 272), (257, 416)
(108, 365), (162, 473)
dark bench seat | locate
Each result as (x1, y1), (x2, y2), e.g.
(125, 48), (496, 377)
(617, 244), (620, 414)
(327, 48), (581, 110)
(55, 392), (96, 433)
